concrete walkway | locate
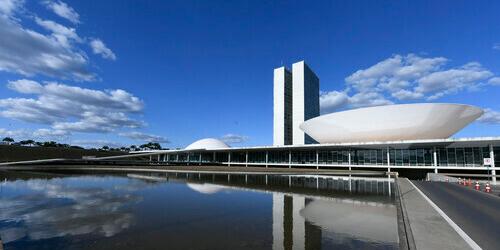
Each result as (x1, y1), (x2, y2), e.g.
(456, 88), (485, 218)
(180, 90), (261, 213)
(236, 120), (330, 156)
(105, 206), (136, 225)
(0, 164), (388, 176)
(397, 178), (478, 250)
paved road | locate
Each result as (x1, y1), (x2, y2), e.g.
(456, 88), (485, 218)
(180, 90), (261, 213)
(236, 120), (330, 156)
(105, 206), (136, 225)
(412, 181), (500, 250)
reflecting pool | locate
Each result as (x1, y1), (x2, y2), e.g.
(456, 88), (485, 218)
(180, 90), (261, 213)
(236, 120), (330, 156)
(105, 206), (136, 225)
(0, 171), (398, 249)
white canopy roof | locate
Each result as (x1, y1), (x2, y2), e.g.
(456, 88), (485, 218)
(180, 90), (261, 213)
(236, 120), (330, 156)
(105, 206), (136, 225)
(300, 103), (483, 144)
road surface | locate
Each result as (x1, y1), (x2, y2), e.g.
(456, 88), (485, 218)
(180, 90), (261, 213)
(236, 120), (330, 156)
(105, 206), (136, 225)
(412, 181), (500, 250)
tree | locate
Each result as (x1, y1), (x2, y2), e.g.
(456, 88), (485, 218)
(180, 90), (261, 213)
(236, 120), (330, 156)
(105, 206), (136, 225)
(43, 141), (57, 147)
(101, 145), (109, 151)
(139, 142), (162, 150)
(19, 139), (35, 146)
(2, 137), (14, 143)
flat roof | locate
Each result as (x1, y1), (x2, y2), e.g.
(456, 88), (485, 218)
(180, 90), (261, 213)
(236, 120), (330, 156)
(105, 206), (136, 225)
(132, 136), (500, 154)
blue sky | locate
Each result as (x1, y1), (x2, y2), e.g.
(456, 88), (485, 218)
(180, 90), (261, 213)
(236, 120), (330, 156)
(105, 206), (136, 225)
(0, 0), (499, 148)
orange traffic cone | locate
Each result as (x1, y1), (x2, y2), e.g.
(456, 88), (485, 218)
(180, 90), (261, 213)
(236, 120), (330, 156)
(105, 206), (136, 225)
(475, 181), (480, 191)
(485, 183), (491, 193)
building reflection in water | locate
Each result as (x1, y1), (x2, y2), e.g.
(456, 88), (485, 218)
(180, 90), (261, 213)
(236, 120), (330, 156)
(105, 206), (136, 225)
(129, 172), (398, 249)
(273, 194), (322, 250)
(272, 193), (397, 250)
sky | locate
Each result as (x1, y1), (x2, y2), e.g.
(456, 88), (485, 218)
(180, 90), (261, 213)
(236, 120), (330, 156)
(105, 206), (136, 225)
(0, 0), (499, 149)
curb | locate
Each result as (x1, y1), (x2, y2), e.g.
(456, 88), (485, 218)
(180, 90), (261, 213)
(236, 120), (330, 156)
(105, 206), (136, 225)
(395, 178), (416, 250)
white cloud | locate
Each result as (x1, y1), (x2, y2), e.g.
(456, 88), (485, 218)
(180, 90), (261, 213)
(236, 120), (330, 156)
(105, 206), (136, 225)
(0, 128), (69, 141)
(7, 79), (43, 93)
(0, 1), (115, 81)
(43, 0), (79, 24)
(0, 0), (22, 17)
(320, 54), (499, 114)
(90, 39), (116, 60)
(0, 79), (145, 133)
(319, 91), (349, 114)
(345, 54), (447, 93)
(415, 62), (493, 100)
(390, 89), (424, 100)
(35, 17), (81, 48)
(52, 112), (144, 133)
(0, 0), (24, 17)
(494, 43), (500, 51)
(7, 79), (143, 112)
(72, 139), (126, 148)
(488, 77), (500, 85)
(477, 108), (500, 125)
(220, 134), (249, 144)
(319, 90), (392, 113)
(32, 128), (70, 139)
(348, 92), (393, 108)
(119, 131), (169, 143)
(344, 54), (495, 101)
(0, 14), (94, 81)
(0, 128), (30, 139)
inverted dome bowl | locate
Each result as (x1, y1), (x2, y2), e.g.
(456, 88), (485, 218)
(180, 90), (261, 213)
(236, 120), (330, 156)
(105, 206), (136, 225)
(299, 103), (483, 144)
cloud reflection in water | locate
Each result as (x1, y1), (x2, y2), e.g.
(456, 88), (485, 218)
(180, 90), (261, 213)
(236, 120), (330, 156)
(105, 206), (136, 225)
(0, 177), (142, 244)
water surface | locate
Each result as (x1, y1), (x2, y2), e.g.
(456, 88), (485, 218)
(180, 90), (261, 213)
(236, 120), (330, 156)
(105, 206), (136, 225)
(0, 171), (398, 249)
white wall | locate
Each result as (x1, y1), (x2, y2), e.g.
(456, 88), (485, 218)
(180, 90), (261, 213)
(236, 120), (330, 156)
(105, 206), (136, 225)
(274, 67), (286, 146)
(292, 62), (306, 145)
(292, 61), (319, 145)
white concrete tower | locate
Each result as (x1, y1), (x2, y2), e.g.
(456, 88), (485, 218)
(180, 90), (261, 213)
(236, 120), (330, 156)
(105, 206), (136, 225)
(292, 61), (319, 145)
(273, 66), (293, 146)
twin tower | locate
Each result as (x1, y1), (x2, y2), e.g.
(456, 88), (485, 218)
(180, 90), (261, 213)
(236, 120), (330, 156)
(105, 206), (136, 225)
(273, 61), (319, 146)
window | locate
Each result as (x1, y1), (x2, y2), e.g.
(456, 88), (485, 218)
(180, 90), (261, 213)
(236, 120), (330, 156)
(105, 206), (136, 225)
(438, 148), (447, 166)
(402, 150), (410, 165)
(464, 148), (474, 166)
(409, 149), (417, 165)
(424, 149), (433, 166)
(395, 150), (402, 166)
(456, 148), (465, 166)
(447, 148), (456, 166)
(417, 149), (425, 166)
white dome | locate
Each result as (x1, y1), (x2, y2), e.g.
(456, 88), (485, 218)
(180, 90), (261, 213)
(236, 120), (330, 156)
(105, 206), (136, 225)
(186, 183), (225, 194)
(185, 138), (230, 150)
(300, 103), (483, 144)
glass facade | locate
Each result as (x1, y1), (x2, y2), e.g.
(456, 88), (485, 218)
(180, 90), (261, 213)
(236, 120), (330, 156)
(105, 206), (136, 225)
(318, 150), (350, 165)
(437, 147), (489, 167)
(159, 144), (498, 168)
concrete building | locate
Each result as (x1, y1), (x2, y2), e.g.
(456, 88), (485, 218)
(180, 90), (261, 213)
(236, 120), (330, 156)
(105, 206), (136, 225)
(273, 67), (293, 146)
(130, 62), (499, 183)
(300, 103), (483, 143)
(274, 61), (319, 146)
(292, 61), (319, 145)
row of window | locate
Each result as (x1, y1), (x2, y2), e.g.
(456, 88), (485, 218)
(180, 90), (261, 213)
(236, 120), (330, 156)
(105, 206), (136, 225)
(158, 146), (499, 167)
